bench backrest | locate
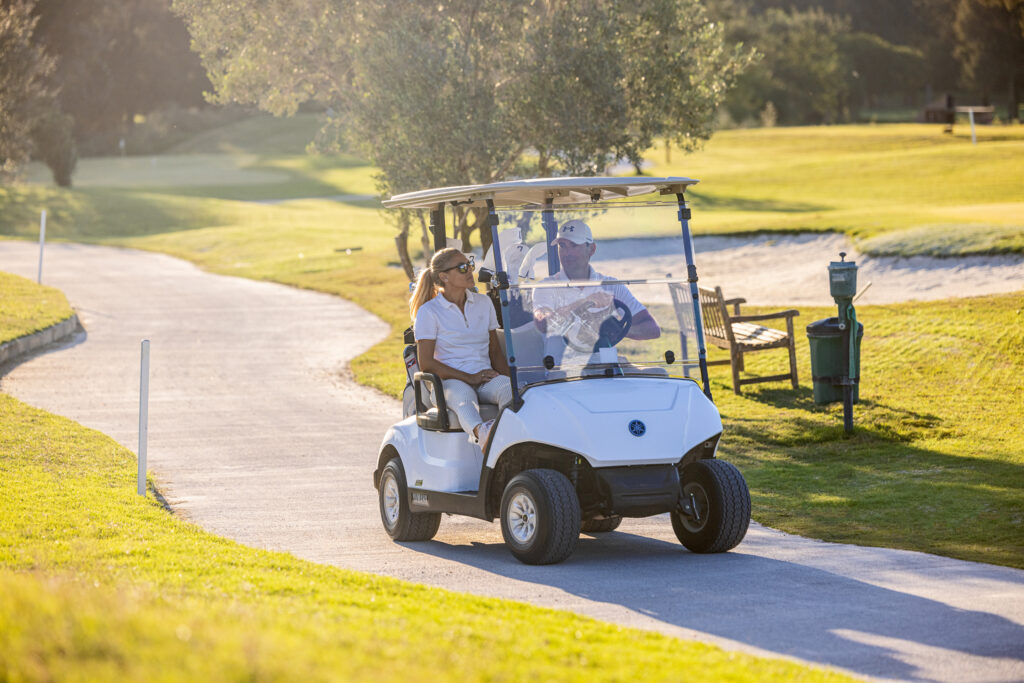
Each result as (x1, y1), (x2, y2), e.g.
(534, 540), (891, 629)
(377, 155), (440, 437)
(698, 286), (732, 344)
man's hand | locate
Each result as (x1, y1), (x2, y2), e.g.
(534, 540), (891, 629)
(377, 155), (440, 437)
(581, 290), (614, 310)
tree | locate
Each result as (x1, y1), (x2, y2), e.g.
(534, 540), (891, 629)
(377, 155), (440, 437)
(33, 0), (210, 150)
(175, 0), (751, 270)
(953, 0), (1024, 120)
(723, 8), (850, 125)
(0, 0), (55, 178)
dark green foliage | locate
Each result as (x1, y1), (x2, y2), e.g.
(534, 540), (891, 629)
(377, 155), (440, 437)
(0, 0), (55, 177)
(952, 0), (1024, 120)
(30, 107), (76, 186)
(32, 0), (211, 152)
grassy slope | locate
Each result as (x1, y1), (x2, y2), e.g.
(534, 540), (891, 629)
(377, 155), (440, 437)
(0, 117), (1021, 568)
(710, 295), (1024, 567)
(0, 394), (845, 681)
(0, 273), (74, 345)
(648, 124), (1024, 255)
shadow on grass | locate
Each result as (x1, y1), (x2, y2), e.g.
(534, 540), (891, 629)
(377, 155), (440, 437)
(121, 155), (377, 204)
(0, 186), (217, 241)
(403, 525), (1024, 682)
(687, 190), (830, 214)
(726, 384), (945, 443)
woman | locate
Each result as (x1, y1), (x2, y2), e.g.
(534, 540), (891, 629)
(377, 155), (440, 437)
(410, 247), (512, 447)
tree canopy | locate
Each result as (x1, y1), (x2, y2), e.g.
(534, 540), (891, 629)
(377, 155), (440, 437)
(0, 0), (55, 178)
(176, 0), (750, 186)
(175, 0), (752, 261)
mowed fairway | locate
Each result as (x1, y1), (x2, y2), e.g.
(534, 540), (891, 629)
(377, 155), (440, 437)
(647, 124), (1024, 256)
(1, 117), (1022, 571)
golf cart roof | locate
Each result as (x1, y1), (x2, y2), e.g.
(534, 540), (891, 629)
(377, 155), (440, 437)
(382, 176), (699, 210)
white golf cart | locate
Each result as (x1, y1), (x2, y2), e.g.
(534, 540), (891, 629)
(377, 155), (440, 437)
(374, 177), (751, 564)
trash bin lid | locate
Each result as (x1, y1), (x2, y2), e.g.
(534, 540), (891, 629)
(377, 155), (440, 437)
(806, 317), (842, 337)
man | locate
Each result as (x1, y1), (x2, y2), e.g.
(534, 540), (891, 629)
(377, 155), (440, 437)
(532, 219), (660, 363)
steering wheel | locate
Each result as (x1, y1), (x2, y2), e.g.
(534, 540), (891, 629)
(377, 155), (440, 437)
(561, 297), (633, 353)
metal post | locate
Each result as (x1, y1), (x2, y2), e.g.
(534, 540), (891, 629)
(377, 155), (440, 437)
(675, 193), (713, 400)
(968, 110), (977, 145)
(541, 200), (560, 275)
(37, 210), (46, 284)
(138, 340), (150, 496)
(487, 199), (522, 410)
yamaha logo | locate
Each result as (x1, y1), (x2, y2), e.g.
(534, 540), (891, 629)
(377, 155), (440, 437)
(628, 420), (646, 437)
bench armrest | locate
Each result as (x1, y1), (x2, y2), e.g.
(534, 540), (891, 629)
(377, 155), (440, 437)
(730, 310), (800, 323)
(723, 297), (746, 315)
(413, 371), (450, 431)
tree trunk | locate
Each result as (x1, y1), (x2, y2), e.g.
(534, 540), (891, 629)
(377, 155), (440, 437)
(394, 211), (415, 281)
(417, 211), (433, 264)
(1010, 67), (1020, 122)
(474, 206), (492, 257)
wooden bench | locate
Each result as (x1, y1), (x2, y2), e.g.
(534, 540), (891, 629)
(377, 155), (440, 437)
(670, 284), (799, 395)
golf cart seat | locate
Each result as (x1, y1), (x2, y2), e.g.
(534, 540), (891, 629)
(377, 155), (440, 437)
(412, 370), (500, 432)
(420, 400), (500, 432)
(402, 327), (501, 432)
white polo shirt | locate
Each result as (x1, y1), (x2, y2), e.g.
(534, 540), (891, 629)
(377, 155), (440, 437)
(532, 266), (645, 316)
(414, 290), (499, 374)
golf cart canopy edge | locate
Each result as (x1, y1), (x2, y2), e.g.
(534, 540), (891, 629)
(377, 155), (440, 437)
(382, 176), (699, 209)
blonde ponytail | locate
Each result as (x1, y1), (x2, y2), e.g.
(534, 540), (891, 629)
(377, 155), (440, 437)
(409, 247), (464, 320)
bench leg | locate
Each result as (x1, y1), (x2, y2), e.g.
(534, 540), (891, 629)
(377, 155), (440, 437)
(736, 350), (745, 372)
(730, 347), (742, 395)
(786, 318), (798, 389)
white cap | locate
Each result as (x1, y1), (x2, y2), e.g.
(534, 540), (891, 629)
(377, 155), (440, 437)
(552, 219), (594, 245)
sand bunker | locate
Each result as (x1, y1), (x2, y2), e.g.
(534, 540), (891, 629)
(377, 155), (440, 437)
(591, 233), (1024, 306)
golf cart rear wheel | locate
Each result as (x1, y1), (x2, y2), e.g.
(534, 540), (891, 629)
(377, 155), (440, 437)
(378, 458), (441, 542)
(672, 459), (750, 553)
(500, 469), (580, 565)
(581, 515), (622, 533)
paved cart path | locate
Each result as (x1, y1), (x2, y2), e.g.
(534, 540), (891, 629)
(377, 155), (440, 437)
(2, 241), (1023, 683)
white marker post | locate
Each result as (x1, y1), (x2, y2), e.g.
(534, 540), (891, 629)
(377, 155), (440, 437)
(968, 109), (977, 145)
(138, 340), (150, 496)
(37, 209), (47, 284)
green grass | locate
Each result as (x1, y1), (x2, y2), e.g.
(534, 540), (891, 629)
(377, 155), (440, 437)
(0, 272), (74, 345)
(708, 295), (1024, 568)
(0, 393), (851, 682)
(1, 117), (1022, 569)
(644, 124), (1024, 255)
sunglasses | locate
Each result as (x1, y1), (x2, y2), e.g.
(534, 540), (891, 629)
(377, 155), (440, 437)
(443, 257), (475, 274)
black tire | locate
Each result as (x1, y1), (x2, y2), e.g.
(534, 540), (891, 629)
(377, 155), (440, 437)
(500, 469), (581, 565)
(671, 459), (750, 553)
(378, 458), (441, 542)
(581, 515), (623, 533)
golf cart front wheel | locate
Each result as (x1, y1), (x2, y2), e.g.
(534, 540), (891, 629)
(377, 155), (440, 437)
(671, 459), (750, 553)
(500, 469), (581, 565)
(378, 458), (441, 542)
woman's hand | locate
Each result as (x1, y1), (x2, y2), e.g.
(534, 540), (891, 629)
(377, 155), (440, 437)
(471, 368), (499, 385)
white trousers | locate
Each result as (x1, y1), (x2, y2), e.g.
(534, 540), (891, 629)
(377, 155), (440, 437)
(442, 375), (513, 435)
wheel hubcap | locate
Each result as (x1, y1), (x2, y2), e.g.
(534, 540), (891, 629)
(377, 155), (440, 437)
(680, 482), (710, 533)
(508, 492), (537, 544)
(382, 474), (400, 527)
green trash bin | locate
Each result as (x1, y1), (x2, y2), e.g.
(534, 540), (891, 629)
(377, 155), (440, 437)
(807, 317), (862, 405)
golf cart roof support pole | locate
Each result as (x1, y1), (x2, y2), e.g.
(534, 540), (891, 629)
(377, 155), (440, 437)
(541, 199), (560, 275)
(675, 192), (713, 401)
(430, 205), (446, 252)
(486, 199), (523, 411)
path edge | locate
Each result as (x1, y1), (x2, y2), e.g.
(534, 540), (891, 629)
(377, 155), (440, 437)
(0, 314), (80, 369)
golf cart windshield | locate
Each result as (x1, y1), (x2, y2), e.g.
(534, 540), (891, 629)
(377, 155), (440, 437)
(485, 200), (703, 391)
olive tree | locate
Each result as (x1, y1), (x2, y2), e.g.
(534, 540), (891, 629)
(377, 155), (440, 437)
(0, 0), (54, 178)
(175, 0), (751, 272)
